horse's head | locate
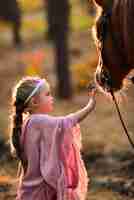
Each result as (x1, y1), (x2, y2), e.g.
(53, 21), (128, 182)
(93, 0), (134, 93)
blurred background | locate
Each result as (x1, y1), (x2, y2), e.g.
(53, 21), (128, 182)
(0, 0), (134, 199)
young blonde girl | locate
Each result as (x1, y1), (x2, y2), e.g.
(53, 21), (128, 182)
(10, 76), (96, 200)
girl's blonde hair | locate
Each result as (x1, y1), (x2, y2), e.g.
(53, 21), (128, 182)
(10, 76), (49, 166)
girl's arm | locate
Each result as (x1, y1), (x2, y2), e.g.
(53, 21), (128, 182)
(71, 90), (96, 123)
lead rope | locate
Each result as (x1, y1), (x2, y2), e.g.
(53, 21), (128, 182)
(110, 89), (134, 149)
(88, 79), (134, 149)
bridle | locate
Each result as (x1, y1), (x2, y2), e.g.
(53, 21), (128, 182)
(95, 8), (134, 149)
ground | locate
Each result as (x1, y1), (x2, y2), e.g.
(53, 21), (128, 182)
(0, 29), (134, 200)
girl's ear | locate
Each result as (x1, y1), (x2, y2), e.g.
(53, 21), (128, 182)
(30, 96), (39, 107)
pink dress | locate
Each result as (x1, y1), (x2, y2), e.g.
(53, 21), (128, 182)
(16, 114), (89, 200)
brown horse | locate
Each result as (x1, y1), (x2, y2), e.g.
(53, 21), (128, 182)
(92, 0), (134, 93)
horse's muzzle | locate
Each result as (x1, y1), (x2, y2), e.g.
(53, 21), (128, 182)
(95, 66), (113, 92)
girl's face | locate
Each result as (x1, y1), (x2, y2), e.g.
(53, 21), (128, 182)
(31, 85), (54, 114)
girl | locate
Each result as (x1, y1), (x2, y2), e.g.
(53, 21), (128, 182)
(10, 76), (96, 200)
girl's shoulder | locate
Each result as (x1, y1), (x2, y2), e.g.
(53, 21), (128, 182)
(28, 113), (77, 129)
(28, 114), (59, 128)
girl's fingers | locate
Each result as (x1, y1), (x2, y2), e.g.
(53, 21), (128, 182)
(88, 89), (96, 97)
(88, 83), (97, 97)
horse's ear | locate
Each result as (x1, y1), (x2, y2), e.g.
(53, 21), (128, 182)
(93, 0), (104, 7)
(93, 0), (113, 10)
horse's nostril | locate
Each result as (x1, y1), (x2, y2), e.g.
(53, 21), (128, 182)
(100, 73), (107, 85)
(128, 76), (134, 84)
(95, 67), (110, 85)
(95, 66), (114, 92)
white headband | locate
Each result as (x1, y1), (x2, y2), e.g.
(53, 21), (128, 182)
(24, 79), (46, 105)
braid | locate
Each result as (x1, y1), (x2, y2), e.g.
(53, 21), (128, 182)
(12, 103), (24, 160)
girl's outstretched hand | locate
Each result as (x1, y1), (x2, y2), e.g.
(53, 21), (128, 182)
(72, 83), (97, 123)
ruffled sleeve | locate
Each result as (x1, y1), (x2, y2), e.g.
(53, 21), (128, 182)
(38, 114), (78, 200)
